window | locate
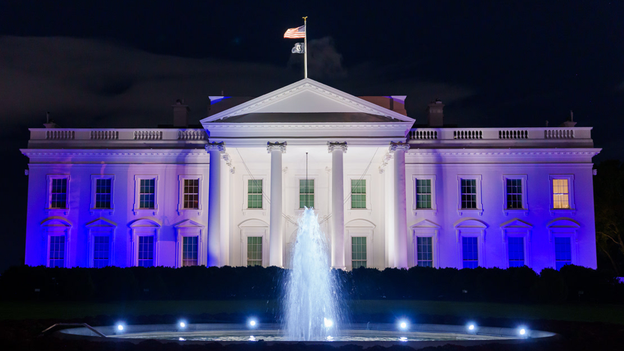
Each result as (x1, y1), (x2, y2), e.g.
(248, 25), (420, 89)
(555, 237), (572, 270)
(506, 179), (523, 209)
(49, 236), (65, 268)
(460, 179), (477, 209)
(416, 237), (433, 267)
(182, 236), (198, 267)
(462, 237), (478, 268)
(299, 179), (314, 208)
(352, 236), (367, 269)
(138, 236), (154, 267)
(183, 179), (199, 209)
(416, 179), (432, 209)
(95, 179), (112, 209)
(50, 178), (68, 209)
(553, 179), (570, 209)
(93, 236), (110, 268)
(247, 236), (263, 266)
(248, 179), (263, 209)
(139, 179), (156, 209)
(508, 237), (524, 267)
(351, 179), (366, 209)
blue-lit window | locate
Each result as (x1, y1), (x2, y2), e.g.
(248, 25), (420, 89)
(50, 178), (68, 209)
(416, 179), (432, 209)
(95, 178), (112, 209)
(508, 237), (525, 267)
(49, 236), (65, 268)
(506, 179), (523, 209)
(555, 237), (572, 270)
(139, 179), (155, 209)
(138, 236), (154, 267)
(460, 179), (477, 209)
(182, 236), (198, 267)
(462, 237), (478, 268)
(93, 236), (110, 268)
(416, 237), (433, 267)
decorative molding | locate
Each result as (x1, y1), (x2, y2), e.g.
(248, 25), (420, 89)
(267, 141), (287, 153)
(328, 141), (348, 153)
(378, 152), (392, 174)
(389, 141), (410, 152)
(205, 141), (226, 153)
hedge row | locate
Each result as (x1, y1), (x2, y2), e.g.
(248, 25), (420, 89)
(0, 265), (622, 303)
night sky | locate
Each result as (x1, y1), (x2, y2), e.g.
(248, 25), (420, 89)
(1, 1), (622, 272)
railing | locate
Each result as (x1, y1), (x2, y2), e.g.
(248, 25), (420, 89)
(30, 128), (208, 143)
(46, 130), (74, 140)
(408, 127), (589, 141)
(178, 129), (206, 140)
(91, 130), (119, 140)
(134, 130), (163, 140)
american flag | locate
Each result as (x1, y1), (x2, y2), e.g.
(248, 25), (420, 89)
(284, 25), (306, 39)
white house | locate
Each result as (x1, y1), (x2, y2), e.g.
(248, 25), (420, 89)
(22, 78), (600, 271)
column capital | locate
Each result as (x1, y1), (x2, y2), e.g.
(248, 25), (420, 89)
(205, 141), (226, 153)
(389, 141), (410, 153)
(328, 141), (348, 153)
(267, 141), (287, 153)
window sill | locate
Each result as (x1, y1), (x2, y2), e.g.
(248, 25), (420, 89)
(47, 208), (69, 216)
(177, 208), (202, 216)
(90, 208), (115, 216)
(550, 208), (576, 216)
(412, 208), (437, 216)
(457, 209), (483, 216)
(242, 209), (267, 216)
(503, 208), (528, 216)
(133, 208), (158, 216)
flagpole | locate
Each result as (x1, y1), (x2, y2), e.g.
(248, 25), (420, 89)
(303, 16), (308, 79)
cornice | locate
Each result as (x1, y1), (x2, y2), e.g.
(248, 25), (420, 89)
(21, 149), (210, 158)
(406, 149), (601, 157)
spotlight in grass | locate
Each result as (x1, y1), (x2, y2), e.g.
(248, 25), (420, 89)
(179, 321), (187, 329)
(116, 323), (124, 332)
(399, 337), (408, 342)
(248, 318), (258, 328)
(519, 328), (527, 336)
(398, 319), (409, 330)
(467, 322), (477, 333)
(324, 318), (334, 328)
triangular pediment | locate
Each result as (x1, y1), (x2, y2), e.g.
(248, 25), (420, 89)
(173, 219), (205, 228)
(500, 218), (533, 229)
(201, 78), (414, 124)
(410, 219), (441, 229)
(86, 217), (117, 228)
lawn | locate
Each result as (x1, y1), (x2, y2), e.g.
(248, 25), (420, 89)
(1, 299), (623, 325)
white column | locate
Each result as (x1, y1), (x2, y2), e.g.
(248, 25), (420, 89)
(390, 142), (409, 268)
(268, 142), (286, 267)
(329, 142), (347, 270)
(206, 142), (225, 267)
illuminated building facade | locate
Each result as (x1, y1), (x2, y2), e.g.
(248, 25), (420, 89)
(22, 78), (600, 271)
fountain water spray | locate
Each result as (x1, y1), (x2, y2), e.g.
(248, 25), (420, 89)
(284, 208), (341, 341)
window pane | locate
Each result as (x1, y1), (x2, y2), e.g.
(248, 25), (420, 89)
(182, 236), (198, 266)
(139, 179), (155, 209)
(352, 236), (367, 269)
(351, 180), (366, 209)
(95, 178), (112, 209)
(462, 237), (478, 268)
(416, 179), (432, 209)
(460, 179), (477, 209)
(248, 179), (263, 209)
(49, 236), (65, 268)
(247, 236), (263, 266)
(93, 235), (110, 268)
(138, 236), (154, 267)
(183, 179), (200, 209)
(553, 179), (570, 209)
(51, 178), (68, 209)
(299, 179), (314, 208)
(506, 179), (523, 209)
(416, 237), (433, 267)
(508, 237), (524, 267)
(555, 237), (571, 270)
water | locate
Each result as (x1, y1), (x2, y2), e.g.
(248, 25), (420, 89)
(283, 208), (341, 341)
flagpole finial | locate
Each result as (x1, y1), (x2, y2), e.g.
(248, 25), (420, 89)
(303, 16), (308, 21)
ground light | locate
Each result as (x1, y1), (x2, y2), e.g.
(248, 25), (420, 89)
(178, 320), (187, 329)
(518, 326), (529, 338)
(467, 322), (477, 333)
(248, 318), (258, 328)
(398, 319), (409, 330)
(116, 323), (125, 332)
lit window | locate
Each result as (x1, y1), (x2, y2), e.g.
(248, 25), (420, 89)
(555, 237), (571, 270)
(95, 179), (112, 209)
(51, 178), (68, 209)
(93, 236), (110, 268)
(351, 179), (366, 209)
(506, 179), (523, 210)
(49, 236), (65, 268)
(247, 236), (262, 266)
(138, 236), (154, 267)
(462, 237), (478, 268)
(416, 237), (433, 267)
(553, 179), (570, 209)
(416, 179), (432, 209)
(139, 179), (155, 209)
(460, 179), (477, 209)
(352, 237), (367, 269)
(299, 179), (314, 208)
(248, 180), (263, 209)
(182, 236), (198, 267)
(183, 179), (199, 209)
(508, 237), (524, 267)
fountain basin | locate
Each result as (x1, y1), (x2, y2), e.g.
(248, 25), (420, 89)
(57, 322), (556, 349)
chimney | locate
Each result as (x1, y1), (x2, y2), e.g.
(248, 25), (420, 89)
(43, 111), (58, 128)
(427, 99), (444, 127)
(172, 99), (190, 127)
(560, 110), (577, 127)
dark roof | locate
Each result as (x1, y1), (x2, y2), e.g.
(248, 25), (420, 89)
(212, 112), (403, 123)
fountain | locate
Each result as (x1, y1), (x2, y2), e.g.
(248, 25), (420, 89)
(283, 208), (340, 340)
